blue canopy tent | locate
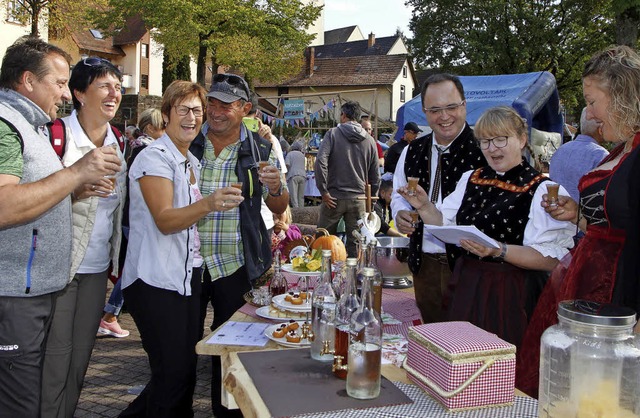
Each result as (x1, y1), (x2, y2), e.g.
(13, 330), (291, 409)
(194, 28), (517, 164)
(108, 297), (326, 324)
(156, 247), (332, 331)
(394, 71), (563, 142)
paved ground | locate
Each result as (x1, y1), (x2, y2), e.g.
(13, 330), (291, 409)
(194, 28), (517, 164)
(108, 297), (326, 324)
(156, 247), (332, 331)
(76, 285), (215, 417)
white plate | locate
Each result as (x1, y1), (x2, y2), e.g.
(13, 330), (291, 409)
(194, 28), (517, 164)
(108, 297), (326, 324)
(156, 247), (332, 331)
(264, 322), (310, 347)
(281, 264), (322, 276)
(272, 294), (312, 312)
(255, 306), (308, 321)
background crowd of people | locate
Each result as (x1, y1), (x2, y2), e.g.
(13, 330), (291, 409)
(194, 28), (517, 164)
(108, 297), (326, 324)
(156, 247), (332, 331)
(1, 33), (639, 417)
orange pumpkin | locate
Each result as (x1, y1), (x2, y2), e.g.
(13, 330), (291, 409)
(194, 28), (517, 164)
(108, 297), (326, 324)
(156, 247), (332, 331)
(311, 228), (347, 262)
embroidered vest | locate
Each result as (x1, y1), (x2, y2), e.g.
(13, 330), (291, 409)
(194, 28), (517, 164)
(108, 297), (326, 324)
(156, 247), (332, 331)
(451, 162), (546, 263)
(404, 124), (485, 274)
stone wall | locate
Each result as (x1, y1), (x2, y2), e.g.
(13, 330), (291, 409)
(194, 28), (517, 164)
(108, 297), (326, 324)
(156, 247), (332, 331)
(112, 94), (163, 130)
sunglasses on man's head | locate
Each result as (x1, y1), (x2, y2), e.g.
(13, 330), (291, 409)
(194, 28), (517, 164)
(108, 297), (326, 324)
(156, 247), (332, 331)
(213, 74), (249, 94)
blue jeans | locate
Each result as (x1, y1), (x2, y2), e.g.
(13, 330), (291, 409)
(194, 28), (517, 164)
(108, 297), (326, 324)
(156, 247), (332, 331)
(104, 278), (124, 316)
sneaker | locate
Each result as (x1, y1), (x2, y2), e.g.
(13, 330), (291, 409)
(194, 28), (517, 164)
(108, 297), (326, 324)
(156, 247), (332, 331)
(97, 318), (130, 338)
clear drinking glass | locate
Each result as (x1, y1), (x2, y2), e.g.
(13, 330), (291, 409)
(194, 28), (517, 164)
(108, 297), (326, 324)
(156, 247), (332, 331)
(103, 143), (119, 197)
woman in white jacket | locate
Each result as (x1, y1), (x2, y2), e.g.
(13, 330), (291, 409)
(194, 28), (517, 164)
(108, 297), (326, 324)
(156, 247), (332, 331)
(41, 57), (127, 417)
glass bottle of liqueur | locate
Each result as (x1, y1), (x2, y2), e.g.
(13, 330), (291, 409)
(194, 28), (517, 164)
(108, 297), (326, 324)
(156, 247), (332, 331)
(310, 250), (336, 361)
(269, 249), (288, 297)
(347, 267), (382, 399)
(366, 240), (383, 315)
(355, 235), (368, 297)
(333, 258), (360, 379)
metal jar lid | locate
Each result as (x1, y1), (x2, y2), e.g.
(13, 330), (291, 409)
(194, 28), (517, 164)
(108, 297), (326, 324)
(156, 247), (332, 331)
(558, 300), (637, 327)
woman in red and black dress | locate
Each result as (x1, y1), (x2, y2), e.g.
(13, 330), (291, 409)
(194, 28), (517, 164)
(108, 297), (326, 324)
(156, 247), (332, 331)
(517, 45), (640, 397)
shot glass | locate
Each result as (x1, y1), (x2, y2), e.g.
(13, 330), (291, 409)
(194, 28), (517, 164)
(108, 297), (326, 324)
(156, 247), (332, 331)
(409, 210), (420, 228)
(407, 177), (419, 196)
(102, 143), (119, 197)
(252, 286), (271, 306)
(547, 183), (560, 208)
(230, 182), (243, 191)
(105, 174), (117, 196)
(258, 161), (270, 173)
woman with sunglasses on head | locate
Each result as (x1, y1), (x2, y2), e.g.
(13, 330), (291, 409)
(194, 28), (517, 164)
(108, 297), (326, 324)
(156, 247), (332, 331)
(398, 106), (575, 349)
(39, 57), (127, 417)
(517, 45), (640, 397)
(120, 81), (240, 417)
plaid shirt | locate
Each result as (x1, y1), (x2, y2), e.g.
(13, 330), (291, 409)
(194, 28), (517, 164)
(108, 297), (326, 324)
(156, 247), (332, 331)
(198, 126), (280, 280)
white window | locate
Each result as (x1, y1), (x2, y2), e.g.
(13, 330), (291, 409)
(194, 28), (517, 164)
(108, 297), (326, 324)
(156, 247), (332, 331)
(90, 29), (103, 39)
(141, 44), (149, 58)
(6, 0), (24, 24)
(402, 66), (407, 78)
(400, 85), (406, 102)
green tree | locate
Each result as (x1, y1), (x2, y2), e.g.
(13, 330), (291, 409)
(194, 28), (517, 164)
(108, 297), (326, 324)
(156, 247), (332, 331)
(1, 0), (107, 38)
(3, 0), (49, 36)
(612, 0), (640, 46)
(407, 0), (615, 111)
(162, 51), (192, 92)
(90, 0), (322, 87)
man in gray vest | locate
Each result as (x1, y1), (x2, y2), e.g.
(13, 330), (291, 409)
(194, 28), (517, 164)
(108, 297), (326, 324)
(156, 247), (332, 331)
(0, 36), (120, 417)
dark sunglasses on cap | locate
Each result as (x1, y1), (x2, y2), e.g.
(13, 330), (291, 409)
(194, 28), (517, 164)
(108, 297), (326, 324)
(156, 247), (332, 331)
(213, 74), (249, 95)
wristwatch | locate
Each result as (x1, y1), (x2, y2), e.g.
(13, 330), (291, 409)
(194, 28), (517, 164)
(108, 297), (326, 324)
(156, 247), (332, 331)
(269, 183), (284, 197)
(495, 242), (508, 260)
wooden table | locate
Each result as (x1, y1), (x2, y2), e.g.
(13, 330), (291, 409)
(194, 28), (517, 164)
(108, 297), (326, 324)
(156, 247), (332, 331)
(196, 285), (419, 417)
(195, 287), (529, 417)
(196, 309), (413, 418)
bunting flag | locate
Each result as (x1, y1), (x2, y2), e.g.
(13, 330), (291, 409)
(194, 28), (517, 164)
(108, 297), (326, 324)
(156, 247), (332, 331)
(261, 97), (338, 127)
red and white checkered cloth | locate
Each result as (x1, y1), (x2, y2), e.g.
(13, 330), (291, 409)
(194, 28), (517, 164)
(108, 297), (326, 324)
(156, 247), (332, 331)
(406, 322), (516, 411)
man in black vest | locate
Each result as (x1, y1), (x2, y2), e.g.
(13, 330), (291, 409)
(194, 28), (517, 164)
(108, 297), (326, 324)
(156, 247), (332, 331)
(390, 74), (486, 324)
(192, 73), (288, 417)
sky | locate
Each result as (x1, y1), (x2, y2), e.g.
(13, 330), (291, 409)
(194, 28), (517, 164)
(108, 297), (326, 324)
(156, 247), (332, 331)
(323, 0), (413, 39)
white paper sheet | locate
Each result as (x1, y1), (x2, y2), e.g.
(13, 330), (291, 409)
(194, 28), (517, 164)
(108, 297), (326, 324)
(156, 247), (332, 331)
(424, 225), (500, 248)
(206, 321), (270, 347)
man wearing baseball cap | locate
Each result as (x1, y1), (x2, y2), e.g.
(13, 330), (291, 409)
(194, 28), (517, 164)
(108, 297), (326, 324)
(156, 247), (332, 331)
(190, 73), (288, 417)
(384, 121), (422, 174)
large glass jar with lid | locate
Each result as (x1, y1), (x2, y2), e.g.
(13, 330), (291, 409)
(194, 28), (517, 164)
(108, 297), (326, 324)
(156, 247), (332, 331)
(538, 300), (640, 417)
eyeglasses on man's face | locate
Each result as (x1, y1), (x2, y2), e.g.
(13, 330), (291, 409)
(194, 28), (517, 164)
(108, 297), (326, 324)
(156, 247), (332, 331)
(423, 101), (466, 116)
(477, 136), (509, 150)
(174, 105), (204, 117)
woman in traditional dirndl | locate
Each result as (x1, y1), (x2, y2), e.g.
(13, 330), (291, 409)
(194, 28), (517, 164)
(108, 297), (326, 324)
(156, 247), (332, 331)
(516, 45), (640, 397)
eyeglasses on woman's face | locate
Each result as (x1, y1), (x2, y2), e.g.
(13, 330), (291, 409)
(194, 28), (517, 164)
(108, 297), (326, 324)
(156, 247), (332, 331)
(174, 105), (204, 117)
(476, 136), (509, 150)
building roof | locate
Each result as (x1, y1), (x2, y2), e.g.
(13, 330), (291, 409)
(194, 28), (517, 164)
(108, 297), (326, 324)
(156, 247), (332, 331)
(70, 29), (125, 56)
(314, 35), (401, 59)
(324, 25), (359, 45)
(256, 54), (409, 88)
(113, 15), (147, 45)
